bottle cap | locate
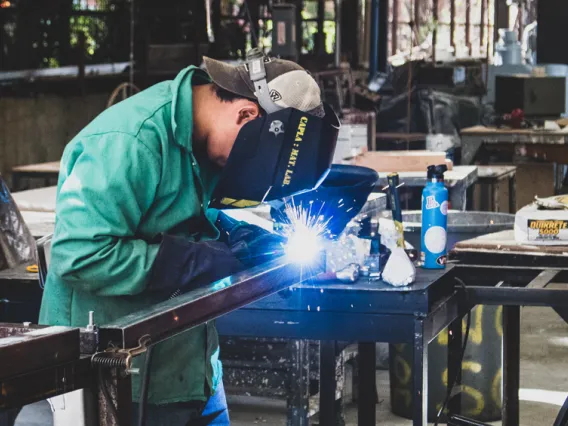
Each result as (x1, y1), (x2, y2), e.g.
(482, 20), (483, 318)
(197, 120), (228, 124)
(427, 164), (448, 180)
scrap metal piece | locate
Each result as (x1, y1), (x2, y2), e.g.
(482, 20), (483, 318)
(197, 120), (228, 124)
(99, 257), (324, 349)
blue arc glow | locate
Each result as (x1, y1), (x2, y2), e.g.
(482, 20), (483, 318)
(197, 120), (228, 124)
(280, 202), (330, 265)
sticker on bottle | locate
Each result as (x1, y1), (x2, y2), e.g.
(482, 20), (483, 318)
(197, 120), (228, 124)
(436, 255), (447, 265)
(424, 226), (447, 254)
(425, 195), (440, 210)
(440, 201), (448, 216)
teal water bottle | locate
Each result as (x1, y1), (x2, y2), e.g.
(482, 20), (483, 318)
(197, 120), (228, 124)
(421, 164), (448, 269)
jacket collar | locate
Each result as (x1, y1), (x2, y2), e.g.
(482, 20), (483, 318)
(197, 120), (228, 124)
(170, 66), (210, 152)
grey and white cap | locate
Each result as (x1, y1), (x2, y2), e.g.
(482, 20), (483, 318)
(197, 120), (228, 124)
(203, 54), (325, 117)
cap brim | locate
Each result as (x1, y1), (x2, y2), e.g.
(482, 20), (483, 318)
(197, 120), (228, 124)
(203, 57), (256, 100)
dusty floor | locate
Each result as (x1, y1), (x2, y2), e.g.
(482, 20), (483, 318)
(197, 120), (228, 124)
(13, 307), (568, 425)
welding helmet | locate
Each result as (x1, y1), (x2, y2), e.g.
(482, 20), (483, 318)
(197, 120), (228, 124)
(207, 50), (340, 209)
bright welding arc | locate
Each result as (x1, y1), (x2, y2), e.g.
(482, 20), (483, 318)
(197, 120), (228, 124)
(280, 201), (331, 265)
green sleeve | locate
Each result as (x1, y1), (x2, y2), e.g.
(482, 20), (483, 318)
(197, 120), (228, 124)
(50, 132), (161, 296)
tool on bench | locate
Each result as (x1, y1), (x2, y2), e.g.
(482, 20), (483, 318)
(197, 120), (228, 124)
(382, 173), (416, 287)
(314, 263), (360, 283)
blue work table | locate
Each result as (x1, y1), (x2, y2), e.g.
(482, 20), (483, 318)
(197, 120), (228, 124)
(217, 265), (461, 426)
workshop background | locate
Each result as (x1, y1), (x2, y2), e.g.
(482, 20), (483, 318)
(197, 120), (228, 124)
(1, 0), (568, 425)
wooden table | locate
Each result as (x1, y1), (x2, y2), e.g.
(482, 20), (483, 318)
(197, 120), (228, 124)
(11, 161), (60, 191)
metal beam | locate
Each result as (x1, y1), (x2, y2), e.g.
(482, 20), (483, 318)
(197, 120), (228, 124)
(99, 258), (323, 349)
(527, 269), (560, 289)
(0, 325), (80, 381)
(464, 287), (568, 307)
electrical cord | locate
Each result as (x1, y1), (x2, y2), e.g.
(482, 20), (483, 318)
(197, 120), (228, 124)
(434, 277), (472, 426)
(137, 346), (154, 426)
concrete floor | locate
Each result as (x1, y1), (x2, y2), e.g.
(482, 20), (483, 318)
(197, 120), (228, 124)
(12, 307), (568, 425)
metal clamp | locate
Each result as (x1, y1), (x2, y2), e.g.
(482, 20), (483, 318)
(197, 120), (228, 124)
(91, 335), (151, 374)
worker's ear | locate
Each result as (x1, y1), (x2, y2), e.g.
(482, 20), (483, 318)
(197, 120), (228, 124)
(236, 102), (260, 126)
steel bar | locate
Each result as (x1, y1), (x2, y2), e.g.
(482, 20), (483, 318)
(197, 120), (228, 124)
(464, 287), (568, 307)
(450, 0), (456, 49)
(554, 307), (568, 325)
(99, 258), (323, 349)
(527, 269), (559, 289)
(480, 0), (486, 51)
(502, 306), (520, 426)
(391, 0), (399, 58)
(319, 340), (337, 425)
(0, 357), (92, 410)
(465, 0), (471, 54)
(447, 315), (463, 417)
(287, 340), (310, 426)
(97, 367), (132, 426)
(454, 264), (568, 287)
(357, 342), (376, 426)
(413, 319), (427, 426)
(0, 325), (79, 380)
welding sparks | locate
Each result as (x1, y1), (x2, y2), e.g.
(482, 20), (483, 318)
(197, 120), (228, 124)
(280, 201), (330, 265)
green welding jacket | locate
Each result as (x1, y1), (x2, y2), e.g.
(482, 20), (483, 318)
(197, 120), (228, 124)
(39, 66), (225, 405)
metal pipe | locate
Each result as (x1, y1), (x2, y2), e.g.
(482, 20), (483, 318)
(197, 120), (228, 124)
(129, 0), (135, 89)
(450, 0), (456, 50)
(432, 0), (439, 62)
(465, 0), (471, 55)
(480, 0), (486, 52)
(335, 0), (342, 67)
(392, 0), (399, 57)
(99, 258), (324, 349)
(368, 0), (379, 80)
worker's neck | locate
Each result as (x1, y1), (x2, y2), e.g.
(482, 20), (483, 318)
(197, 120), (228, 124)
(192, 84), (216, 148)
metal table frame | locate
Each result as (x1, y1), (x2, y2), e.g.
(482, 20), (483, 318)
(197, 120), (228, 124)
(217, 266), (461, 426)
(1, 260), (461, 426)
(452, 248), (568, 426)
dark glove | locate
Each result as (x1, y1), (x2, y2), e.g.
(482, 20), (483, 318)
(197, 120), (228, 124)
(215, 212), (287, 268)
(147, 234), (243, 294)
(226, 223), (286, 268)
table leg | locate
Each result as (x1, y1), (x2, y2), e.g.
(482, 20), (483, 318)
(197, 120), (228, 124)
(413, 319), (428, 426)
(97, 367), (132, 426)
(447, 315), (463, 417)
(357, 342), (376, 426)
(508, 175), (516, 213)
(502, 306), (520, 426)
(287, 340), (310, 426)
(11, 173), (20, 192)
(449, 185), (467, 211)
(319, 340), (337, 426)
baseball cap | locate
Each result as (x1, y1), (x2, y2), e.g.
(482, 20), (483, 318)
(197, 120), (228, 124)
(203, 56), (325, 117)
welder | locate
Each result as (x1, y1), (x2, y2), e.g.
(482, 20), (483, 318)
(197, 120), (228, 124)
(38, 50), (339, 426)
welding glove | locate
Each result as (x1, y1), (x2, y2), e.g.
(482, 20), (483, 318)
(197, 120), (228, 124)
(215, 212), (286, 268)
(227, 224), (286, 268)
(147, 234), (244, 294)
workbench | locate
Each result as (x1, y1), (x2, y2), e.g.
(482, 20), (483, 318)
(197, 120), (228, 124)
(376, 165), (478, 211)
(451, 231), (568, 426)
(217, 266), (461, 426)
(11, 162), (60, 191)
(0, 264), (41, 323)
(460, 126), (568, 166)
